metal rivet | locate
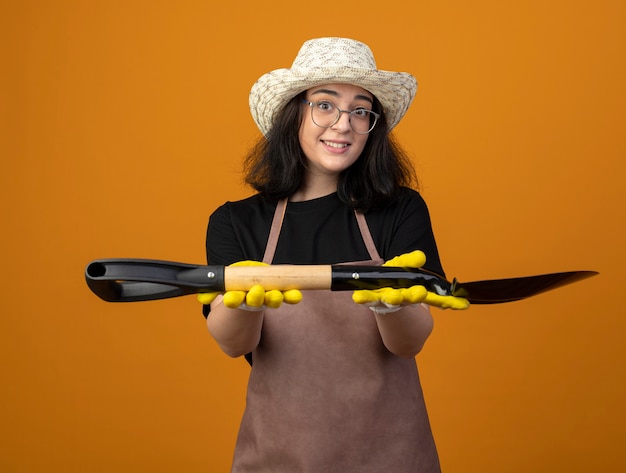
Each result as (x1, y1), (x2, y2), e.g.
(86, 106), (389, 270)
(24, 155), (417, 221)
(352, 272), (360, 280)
(207, 272), (215, 279)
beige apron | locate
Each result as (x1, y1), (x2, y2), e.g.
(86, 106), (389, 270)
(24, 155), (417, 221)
(231, 199), (440, 473)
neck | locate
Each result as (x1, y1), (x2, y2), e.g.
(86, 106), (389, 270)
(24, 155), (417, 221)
(289, 186), (336, 202)
(290, 175), (338, 202)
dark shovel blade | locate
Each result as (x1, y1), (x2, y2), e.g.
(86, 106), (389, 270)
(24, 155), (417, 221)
(453, 271), (599, 304)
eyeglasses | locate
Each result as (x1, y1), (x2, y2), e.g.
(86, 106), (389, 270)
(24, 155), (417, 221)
(303, 99), (380, 134)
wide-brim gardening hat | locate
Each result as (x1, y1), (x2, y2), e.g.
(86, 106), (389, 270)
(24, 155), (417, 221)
(249, 37), (417, 136)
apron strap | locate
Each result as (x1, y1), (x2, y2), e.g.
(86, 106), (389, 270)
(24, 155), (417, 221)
(262, 198), (382, 264)
(354, 211), (382, 262)
(263, 198), (288, 264)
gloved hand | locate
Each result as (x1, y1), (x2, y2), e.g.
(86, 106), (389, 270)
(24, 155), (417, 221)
(352, 250), (470, 313)
(197, 260), (303, 311)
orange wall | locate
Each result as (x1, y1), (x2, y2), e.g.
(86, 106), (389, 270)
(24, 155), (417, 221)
(2, 1), (624, 471)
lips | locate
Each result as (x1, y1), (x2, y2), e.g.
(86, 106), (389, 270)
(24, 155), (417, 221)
(322, 140), (349, 149)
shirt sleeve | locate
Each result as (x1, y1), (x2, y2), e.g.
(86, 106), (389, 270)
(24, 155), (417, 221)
(205, 202), (247, 266)
(202, 203), (242, 319)
(373, 189), (445, 278)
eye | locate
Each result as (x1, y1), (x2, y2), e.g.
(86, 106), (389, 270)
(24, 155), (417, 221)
(315, 101), (335, 113)
(351, 108), (371, 120)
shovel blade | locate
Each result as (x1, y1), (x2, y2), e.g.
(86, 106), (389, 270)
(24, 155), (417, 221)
(453, 271), (599, 304)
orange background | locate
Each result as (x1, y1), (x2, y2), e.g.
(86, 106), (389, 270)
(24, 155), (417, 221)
(2, 1), (624, 471)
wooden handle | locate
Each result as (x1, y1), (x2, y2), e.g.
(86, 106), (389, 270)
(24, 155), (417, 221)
(224, 265), (332, 291)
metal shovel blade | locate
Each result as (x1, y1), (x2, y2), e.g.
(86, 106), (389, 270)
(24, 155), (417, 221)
(451, 271), (599, 304)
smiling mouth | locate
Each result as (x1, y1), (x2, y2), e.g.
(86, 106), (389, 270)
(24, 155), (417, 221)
(323, 140), (349, 149)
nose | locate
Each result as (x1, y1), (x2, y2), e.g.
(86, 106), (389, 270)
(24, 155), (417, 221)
(331, 110), (352, 132)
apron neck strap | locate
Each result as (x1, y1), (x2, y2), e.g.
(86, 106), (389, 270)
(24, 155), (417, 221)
(262, 198), (382, 264)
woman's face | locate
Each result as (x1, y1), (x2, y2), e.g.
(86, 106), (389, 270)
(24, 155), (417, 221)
(298, 84), (373, 180)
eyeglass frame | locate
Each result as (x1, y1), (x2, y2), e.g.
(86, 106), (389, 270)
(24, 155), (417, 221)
(302, 99), (381, 134)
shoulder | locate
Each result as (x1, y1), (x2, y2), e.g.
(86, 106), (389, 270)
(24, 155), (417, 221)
(394, 186), (429, 209)
(208, 194), (277, 246)
(212, 193), (272, 212)
(210, 194), (276, 223)
(206, 194), (278, 264)
(367, 187), (430, 220)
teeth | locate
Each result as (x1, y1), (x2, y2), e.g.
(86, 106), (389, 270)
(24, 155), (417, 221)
(324, 141), (348, 149)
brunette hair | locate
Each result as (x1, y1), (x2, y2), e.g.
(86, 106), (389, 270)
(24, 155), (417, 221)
(243, 93), (418, 212)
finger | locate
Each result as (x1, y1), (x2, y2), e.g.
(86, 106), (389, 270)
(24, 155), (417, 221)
(400, 285), (428, 304)
(264, 289), (284, 309)
(423, 292), (470, 310)
(352, 290), (382, 305)
(245, 285), (266, 308)
(230, 260), (268, 267)
(379, 288), (404, 306)
(197, 292), (219, 305)
(283, 289), (303, 305)
(223, 291), (247, 308)
(383, 250), (426, 268)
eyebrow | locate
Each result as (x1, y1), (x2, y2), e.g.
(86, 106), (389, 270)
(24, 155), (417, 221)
(310, 88), (374, 105)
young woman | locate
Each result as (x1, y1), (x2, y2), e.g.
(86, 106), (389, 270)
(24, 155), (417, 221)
(201, 37), (468, 473)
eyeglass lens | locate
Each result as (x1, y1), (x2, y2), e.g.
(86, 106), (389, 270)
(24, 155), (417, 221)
(309, 101), (377, 134)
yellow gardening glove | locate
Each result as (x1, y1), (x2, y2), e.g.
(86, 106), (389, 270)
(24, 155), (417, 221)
(352, 250), (470, 312)
(197, 261), (303, 310)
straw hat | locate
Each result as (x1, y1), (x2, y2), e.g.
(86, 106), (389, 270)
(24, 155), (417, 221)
(249, 37), (417, 136)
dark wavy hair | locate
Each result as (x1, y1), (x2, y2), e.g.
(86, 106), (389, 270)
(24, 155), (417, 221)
(243, 92), (418, 212)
